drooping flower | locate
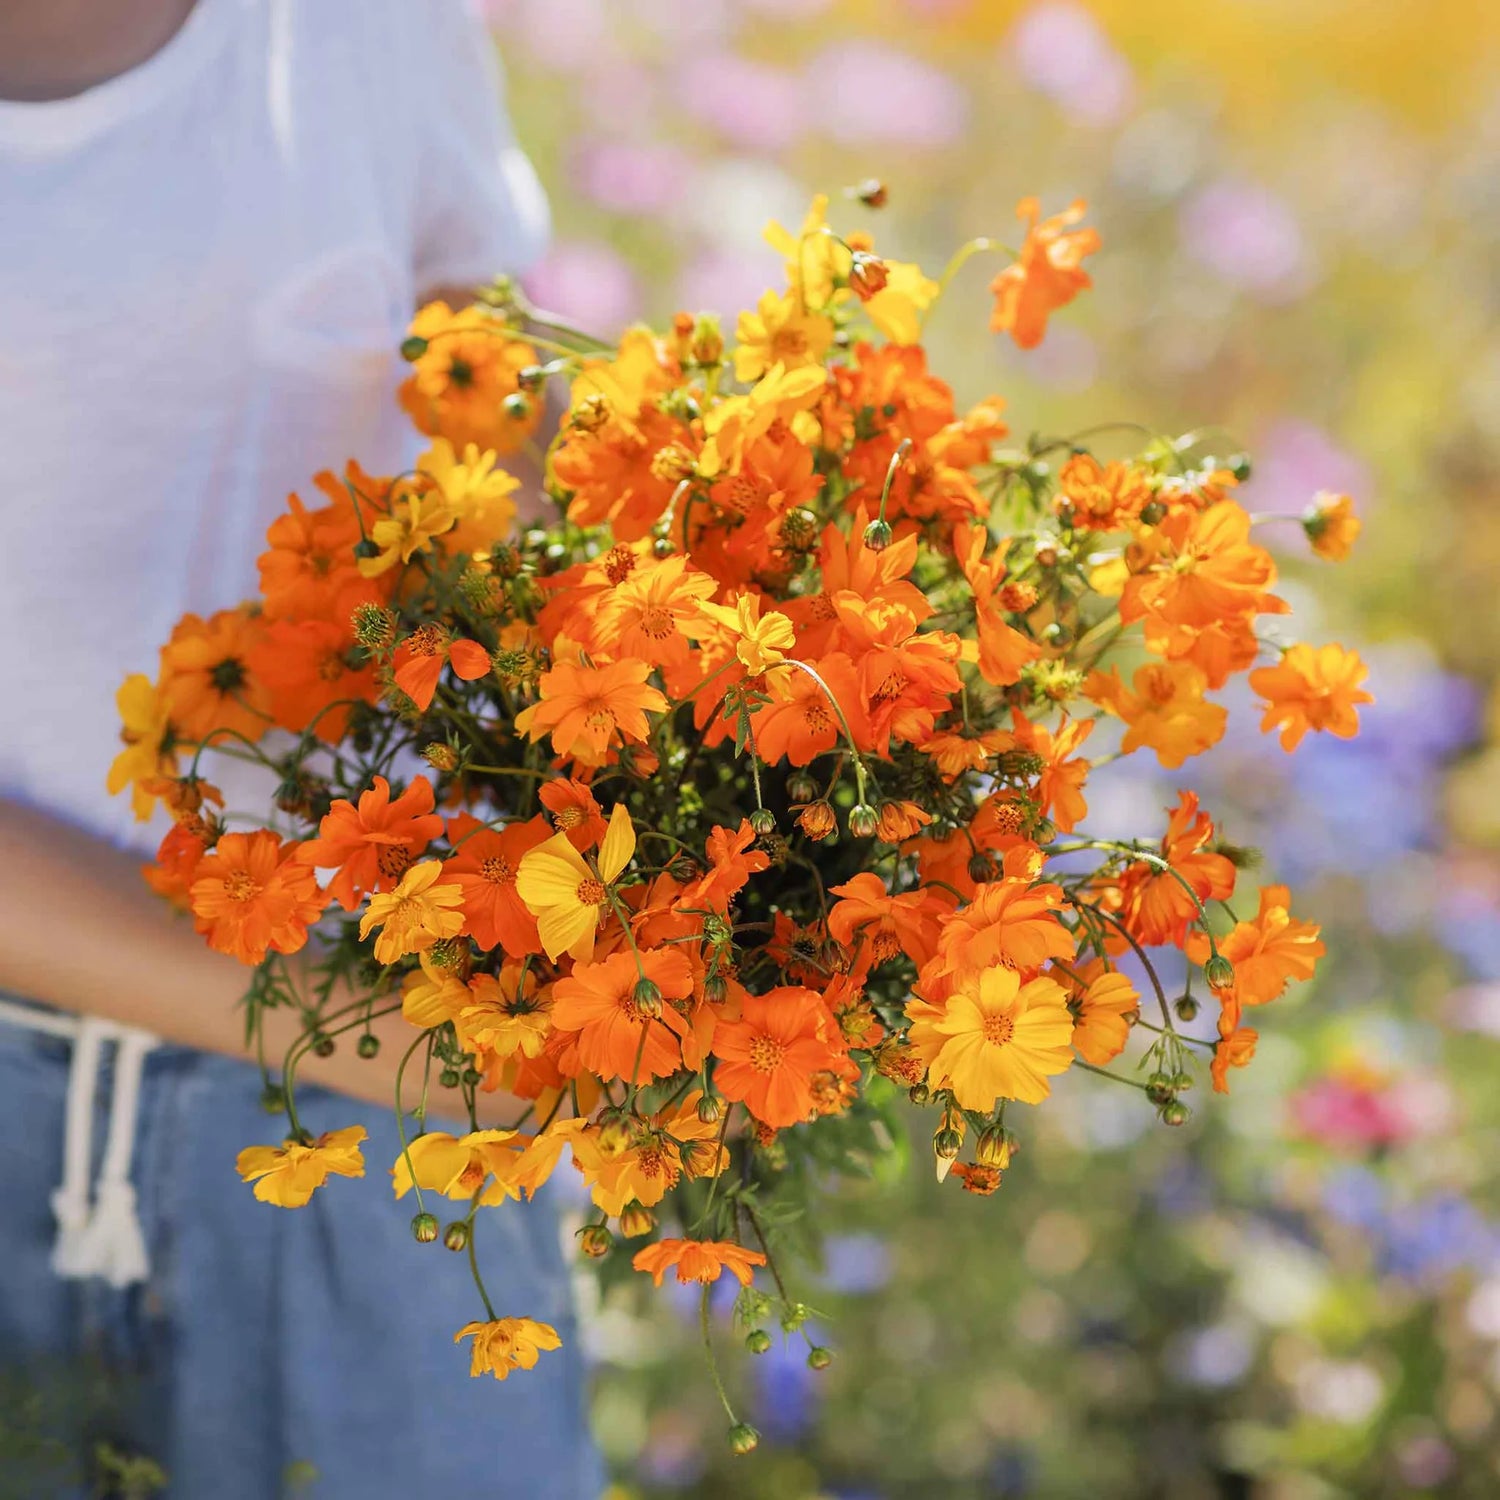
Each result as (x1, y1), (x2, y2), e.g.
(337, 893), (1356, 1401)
(189, 831), (327, 964)
(1302, 491), (1360, 561)
(357, 860), (466, 964)
(631, 1238), (767, 1288)
(1249, 642), (1373, 751)
(988, 197), (1101, 349)
(298, 775), (444, 911)
(236, 1126), (366, 1208)
(454, 1318), (562, 1381)
(1186, 884), (1324, 1022)
(515, 802), (636, 961)
(107, 674), (178, 820)
(906, 967), (1075, 1109)
(828, 872), (950, 971)
(678, 820), (769, 914)
(1084, 660), (1227, 769)
(1116, 791), (1237, 949)
(1058, 958), (1140, 1066)
(159, 607), (272, 743)
(538, 778), (609, 850)
(711, 987), (843, 1128)
(391, 1129), (523, 1205)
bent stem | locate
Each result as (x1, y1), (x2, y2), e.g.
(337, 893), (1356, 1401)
(700, 1286), (739, 1425)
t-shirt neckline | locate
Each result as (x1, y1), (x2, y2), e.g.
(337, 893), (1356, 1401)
(0, 0), (234, 152)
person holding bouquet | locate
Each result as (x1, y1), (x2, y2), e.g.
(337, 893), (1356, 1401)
(0, 1), (601, 1494)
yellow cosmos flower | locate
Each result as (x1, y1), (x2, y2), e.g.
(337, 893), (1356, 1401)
(764, 193), (850, 307)
(418, 437), (519, 557)
(862, 260), (940, 346)
(733, 290), (835, 383)
(906, 967), (1075, 1109)
(106, 673), (178, 820)
(696, 594), (796, 676)
(515, 802), (635, 962)
(235, 1125), (367, 1208)
(698, 361), (827, 476)
(358, 860), (465, 964)
(391, 1129), (522, 1206)
(1302, 491), (1361, 561)
(400, 952), (472, 1028)
(1083, 660), (1228, 770)
(454, 1317), (562, 1381)
(356, 486), (456, 578)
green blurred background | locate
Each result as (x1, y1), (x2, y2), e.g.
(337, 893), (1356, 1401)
(483, 2), (1500, 1494)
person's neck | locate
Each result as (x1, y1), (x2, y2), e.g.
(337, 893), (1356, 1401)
(0, 0), (199, 102)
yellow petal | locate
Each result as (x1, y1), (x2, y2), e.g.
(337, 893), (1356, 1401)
(597, 802), (637, 884)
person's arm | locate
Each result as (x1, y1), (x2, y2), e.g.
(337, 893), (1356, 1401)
(0, 798), (512, 1122)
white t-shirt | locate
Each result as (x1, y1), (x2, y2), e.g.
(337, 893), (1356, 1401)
(0, 0), (549, 852)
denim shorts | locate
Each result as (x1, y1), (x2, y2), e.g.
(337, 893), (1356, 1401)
(0, 1003), (602, 1499)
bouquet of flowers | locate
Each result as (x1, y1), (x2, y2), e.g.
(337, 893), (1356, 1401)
(111, 187), (1369, 1450)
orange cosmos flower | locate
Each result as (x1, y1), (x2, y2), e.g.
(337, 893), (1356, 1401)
(391, 626), (493, 712)
(399, 301), (540, 455)
(235, 1125), (366, 1208)
(1000, 708), (1094, 834)
(594, 554), (717, 668)
(1248, 643), (1373, 751)
(1303, 491), (1361, 561)
(679, 820), (769, 914)
(1186, 884), (1324, 1021)
(876, 800), (931, 842)
(1084, 660), (1227, 770)
(257, 468), (387, 624)
(1116, 790), (1236, 949)
(440, 813), (549, 956)
(249, 617), (377, 742)
(190, 830), (327, 965)
(516, 802), (636, 961)
(988, 197), (1101, 350)
(159, 607), (272, 744)
(358, 860), (466, 964)
(924, 877), (1074, 993)
(752, 652), (861, 767)
(918, 727), (1012, 783)
(298, 774), (444, 911)
(539, 778), (609, 850)
(143, 821), (210, 908)
(515, 658), (667, 766)
(568, 1097), (725, 1216)
(454, 1318), (562, 1381)
(1120, 501), (1278, 632)
(632, 1238), (767, 1288)
(391, 1129), (523, 1206)
(550, 947), (694, 1083)
(1056, 454), (1152, 533)
(954, 523), (1043, 689)
(711, 987), (843, 1128)
(907, 967), (1075, 1109)
(1210, 1023), (1259, 1095)
(834, 598), (963, 751)
(1058, 958), (1140, 1066)
(827, 872), (950, 971)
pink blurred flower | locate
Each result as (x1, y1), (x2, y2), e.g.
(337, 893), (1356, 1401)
(1289, 1059), (1448, 1152)
(808, 41), (968, 147)
(570, 141), (694, 215)
(680, 53), (807, 150)
(1240, 419), (1374, 516)
(1180, 179), (1313, 301)
(1010, 2), (1134, 126)
(676, 248), (778, 320)
(743, 0), (833, 15)
(485, 0), (610, 72)
(524, 240), (641, 333)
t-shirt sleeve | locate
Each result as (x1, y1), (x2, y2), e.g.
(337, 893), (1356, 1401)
(409, 0), (551, 294)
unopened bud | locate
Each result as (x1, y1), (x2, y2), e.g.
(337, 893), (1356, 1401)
(908, 1081), (930, 1106)
(847, 804), (878, 839)
(852, 178), (888, 208)
(422, 742), (461, 773)
(807, 1346), (834, 1370)
(1174, 994), (1200, 1022)
(797, 801), (837, 841)
(849, 252), (889, 301)
(1160, 1100), (1192, 1128)
(501, 392), (532, 421)
(934, 1127), (964, 1161)
(786, 771), (818, 804)
(632, 978), (663, 1018)
(356, 1033), (380, 1060)
(862, 518), (893, 551)
(728, 1423), (761, 1456)
(749, 808), (777, 836)
(975, 1128), (1013, 1169)
(399, 335), (428, 361)
(745, 1329), (772, 1355)
(697, 1094), (724, 1124)
(618, 1202), (656, 1239)
(967, 852), (995, 884)
(578, 1223), (613, 1259)
(1204, 955), (1235, 992)
(442, 1221), (470, 1252)
(260, 1083), (286, 1114)
(1139, 500), (1167, 527)
(411, 1212), (439, 1244)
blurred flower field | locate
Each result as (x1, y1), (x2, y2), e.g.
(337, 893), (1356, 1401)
(481, 0), (1500, 1494)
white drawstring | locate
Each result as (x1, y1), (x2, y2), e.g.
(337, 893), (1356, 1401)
(0, 999), (157, 1288)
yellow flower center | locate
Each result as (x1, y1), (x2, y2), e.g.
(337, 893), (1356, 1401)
(982, 1012), (1016, 1047)
(223, 871), (261, 902)
(575, 877), (606, 906)
(749, 1035), (786, 1073)
(378, 846), (412, 880)
(636, 605), (675, 641)
(481, 855), (514, 886)
(554, 806), (584, 829)
(771, 328), (808, 359)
